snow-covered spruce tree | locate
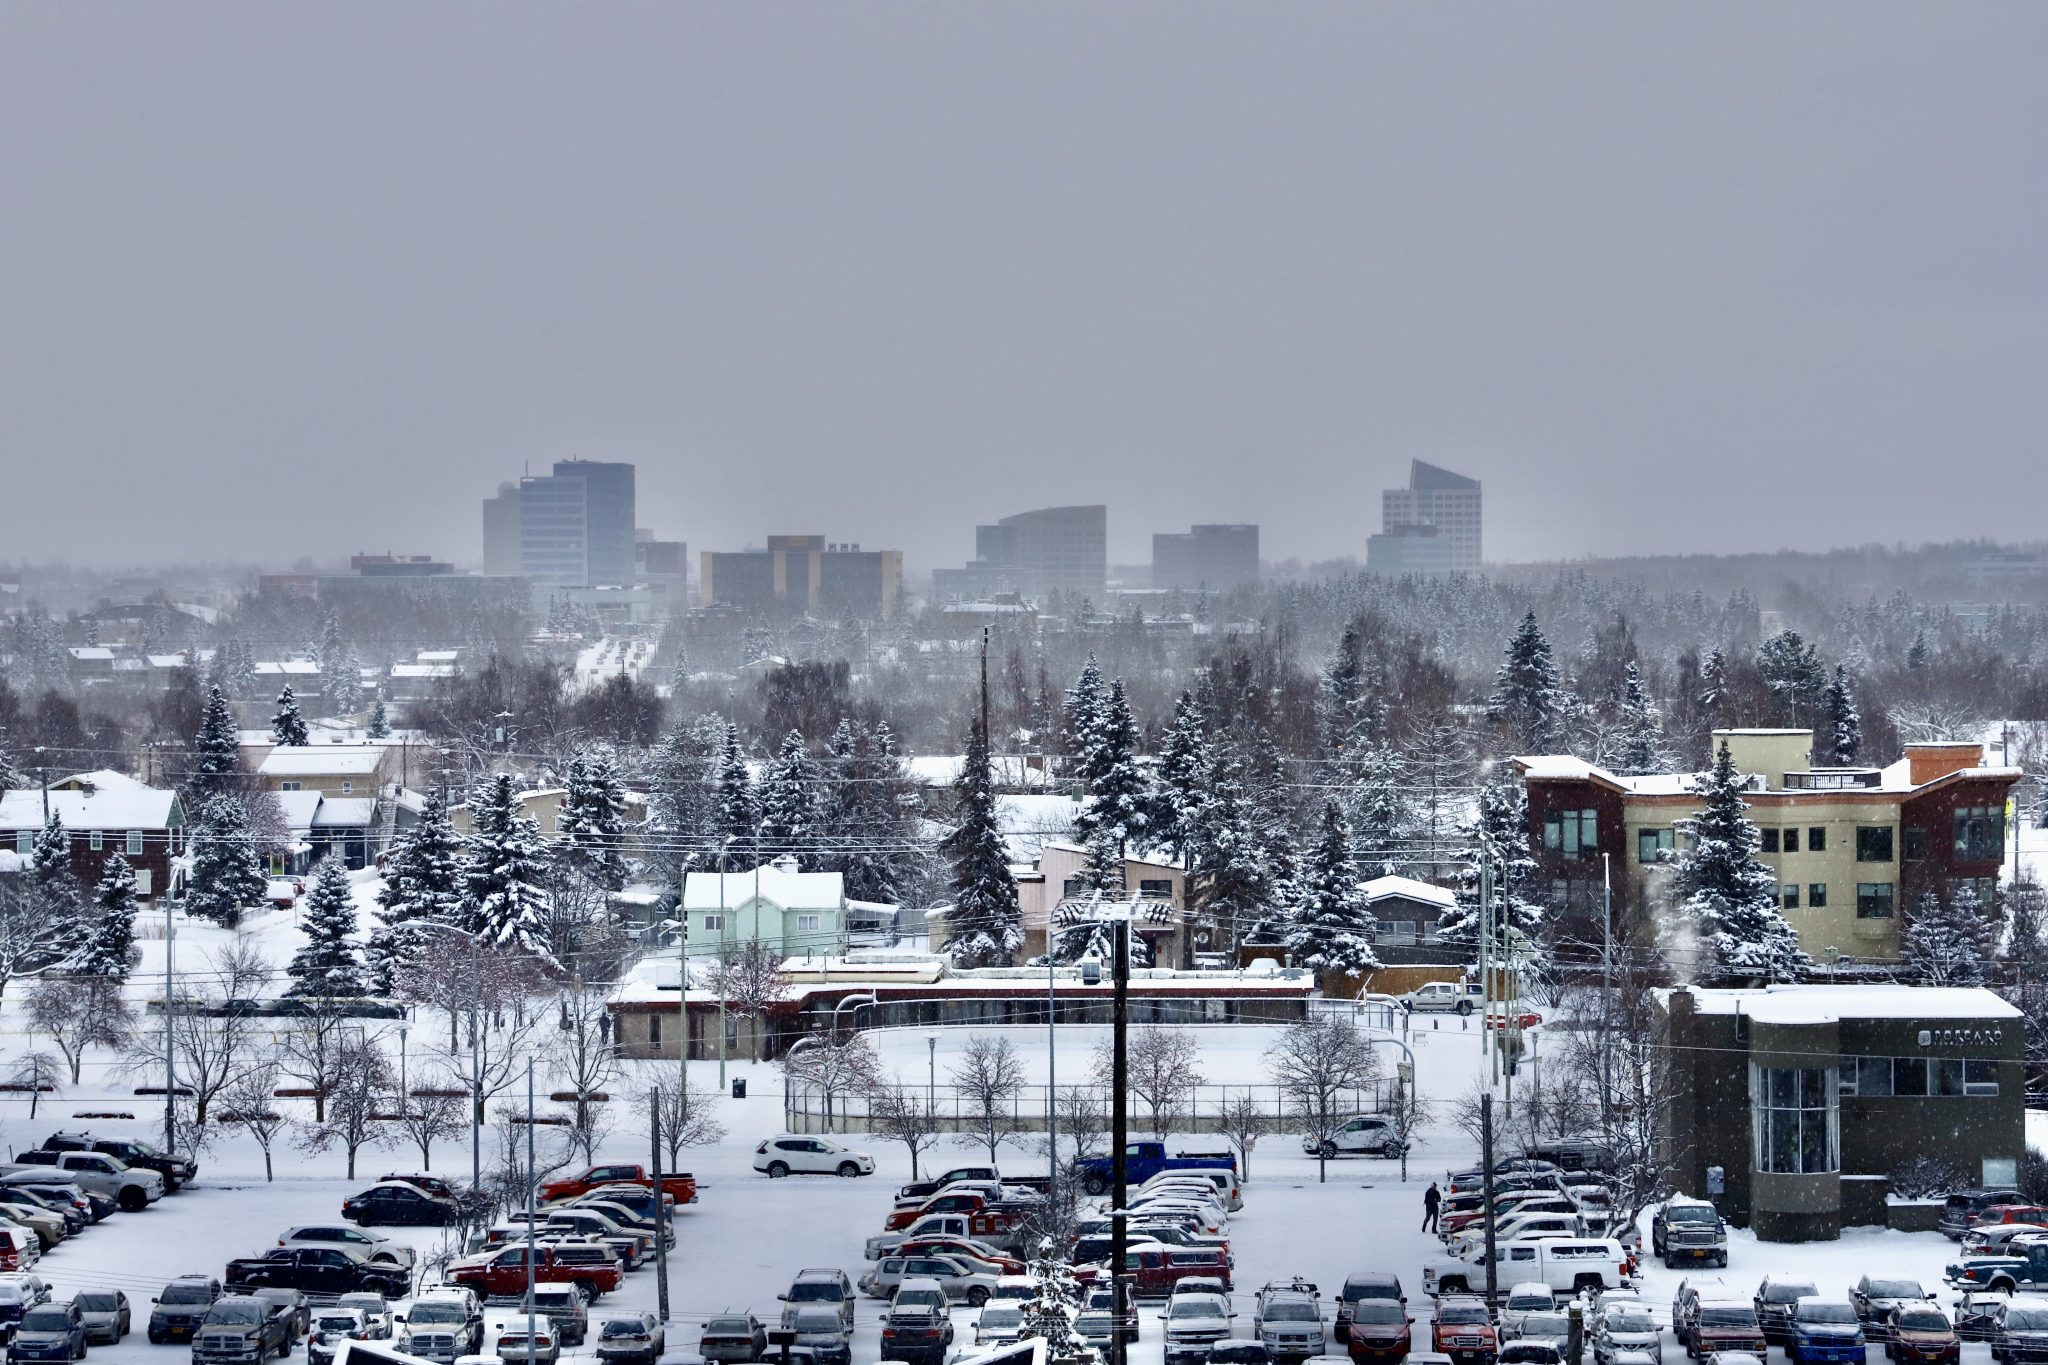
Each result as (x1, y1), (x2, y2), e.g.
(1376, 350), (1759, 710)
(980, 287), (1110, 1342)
(317, 614), (347, 686)
(1061, 654), (1106, 770)
(74, 855), (139, 982)
(1187, 740), (1281, 954)
(825, 721), (923, 904)
(1907, 630), (1930, 671)
(1439, 776), (1543, 950)
(1757, 630), (1827, 727)
(1612, 661), (1673, 775)
(365, 697), (391, 739)
(1489, 612), (1567, 752)
(559, 745), (629, 890)
(185, 795), (268, 928)
(459, 775), (557, 965)
(1696, 648), (1728, 728)
(1286, 801), (1381, 978)
(713, 723), (757, 845)
(30, 815), (91, 963)
(1319, 622), (1367, 755)
(758, 730), (822, 868)
(377, 787), (466, 925)
(191, 684), (242, 802)
(286, 858), (367, 997)
(1674, 741), (1809, 983)
(1073, 679), (1150, 880)
(1347, 744), (1411, 877)
(1016, 1237), (1094, 1364)
(272, 684), (309, 747)
(0, 739), (23, 792)
(1903, 885), (1994, 987)
(329, 649), (365, 716)
(1246, 730), (1302, 918)
(1822, 665), (1862, 766)
(1151, 690), (1209, 862)
(940, 718), (1022, 967)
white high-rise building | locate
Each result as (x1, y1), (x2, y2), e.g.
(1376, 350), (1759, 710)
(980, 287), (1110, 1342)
(1376, 460), (1481, 573)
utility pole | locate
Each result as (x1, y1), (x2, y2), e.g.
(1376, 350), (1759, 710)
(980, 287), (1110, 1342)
(163, 889), (177, 1154)
(1481, 1093), (1498, 1308)
(650, 1089), (670, 1321)
(1600, 851), (1613, 1126)
(524, 1060), (537, 1356)
(980, 627), (991, 752)
(1046, 947), (1058, 1211)
(1109, 915), (1132, 1365)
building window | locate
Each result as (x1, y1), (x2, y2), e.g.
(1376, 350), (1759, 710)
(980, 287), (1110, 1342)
(703, 913), (723, 933)
(1783, 828), (1800, 854)
(89, 830), (103, 851)
(795, 914), (822, 933)
(280, 781), (302, 792)
(1751, 1063), (1839, 1174)
(1637, 828), (1674, 864)
(135, 869), (151, 896)
(1782, 884), (1800, 910)
(1138, 878), (1174, 899)
(1856, 827), (1894, 862)
(1809, 827), (1827, 852)
(1543, 809), (1599, 858)
(1856, 883), (1895, 918)
(649, 1013), (662, 1046)
(1966, 1059), (2000, 1097)
(1761, 828), (1779, 854)
(341, 781), (352, 795)
(1903, 826), (1927, 860)
(1955, 806), (2005, 861)
(1810, 883), (1828, 908)
(126, 830), (143, 856)
(1062, 878), (1085, 898)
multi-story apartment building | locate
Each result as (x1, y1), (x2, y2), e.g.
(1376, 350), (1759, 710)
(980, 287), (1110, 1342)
(1151, 523), (1258, 592)
(1377, 460), (1481, 573)
(932, 505), (1107, 605)
(699, 535), (903, 619)
(479, 459), (638, 587)
(1516, 729), (2019, 963)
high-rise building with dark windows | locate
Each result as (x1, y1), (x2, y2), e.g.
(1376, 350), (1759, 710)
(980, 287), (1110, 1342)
(933, 504), (1107, 605)
(478, 459), (638, 587)
(1374, 460), (1481, 574)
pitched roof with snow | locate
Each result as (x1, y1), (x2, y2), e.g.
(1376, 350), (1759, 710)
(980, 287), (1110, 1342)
(311, 797), (379, 827)
(1359, 874), (1457, 908)
(259, 746), (386, 776)
(681, 864), (845, 910)
(0, 783), (178, 832)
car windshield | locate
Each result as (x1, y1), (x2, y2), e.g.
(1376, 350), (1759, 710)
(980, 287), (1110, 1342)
(1666, 1206), (1718, 1224)
(601, 1322), (648, 1338)
(1798, 1305), (1858, 1325)
(1523, 1315), (1571, 1336)
(1173, 1300), (1226, 1319)
(410, 1304), (465, 1324)
(74, 1296), (116, 1313)
(2007, 1312), (2048, 1332)
(793, 1312), (842, 1334)
(1509, 1296), (1552, 1310)
(163, 1285), (214, 1306)
(1264, 1303), (1317, 1322)
(21, 1310), (70, 1332)
(208, 1303), (265, 1326)
(316, 1317), (359, 1333)
(788, 1285), (840, 1302)
(1440, 1307), (1490, 1325)
(981, 1308), (1022, 1325)
(1866, 1283), (1921, 1298)
(1607, 1313), (1654, 1333)
(1766, 1285), (1818, 1304)
(1700, 1309), (1759, 1327)
(1354, 1305), (1406, 1325)
(1501, 1349), (1559, 1365)
(1897, 1312), (1949, 1331)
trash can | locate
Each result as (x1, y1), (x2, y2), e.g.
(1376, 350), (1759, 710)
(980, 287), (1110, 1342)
(732, 1078), (747, 1099)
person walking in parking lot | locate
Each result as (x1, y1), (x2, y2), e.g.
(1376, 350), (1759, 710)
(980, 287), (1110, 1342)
(1423, 1181), (1440, 1232)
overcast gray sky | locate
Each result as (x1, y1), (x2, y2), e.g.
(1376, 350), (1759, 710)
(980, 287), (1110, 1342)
(3, 3), (2044, 574)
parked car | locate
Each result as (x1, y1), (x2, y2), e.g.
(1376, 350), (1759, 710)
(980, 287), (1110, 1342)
(1592, 1305), (1661, 1365)
(1651, 1199), (1728, 1269)
(8, 1153), (163, 1212)
(1164, 1292), (1237, 1364)
(522, 1290), (586, 1348)
(1336, 1275), (1407, 1344)
(0, 1230), (38, 1276)
(342, 1181), (457, 1226)
(1957, 1291), (2014, 1342)
(1401, 982), (1480, 1014)
(191, 1295), (293, 1365)
(698, 1314), (767, 1364)
(224, 1248), (410, 1302)
(1511, 1314), (1573, 1350)
(0, 1278), (50, 1345)
(879, 1304), (951, 1365)
(595, 1313), (664, 1365)
(1943, 1191), (2028, 1241)
(1431, 1295), (1498, 1365)
(535, 1165), (696, 1208)
(250, 1288), (310, 1343)
(1754, 1277), (1821, 1345)
(1992, 1298), (2048, 1365)
(279, 1225), (418, 1270)
(778, 1270), (857, 1332)
(146, 1277), (220, 1345)
(1854, 1279), (1935, 1340)
(786, 1309), (851, 1365)
(493, 1323), (560, 1365)
(379, 1173), (458, 1201)
(1306, 1117), (1408, 1159)
(1209, 1342), (1275, 1365)
(446, 1244), (621, 1303)
(1501, 1344), (1567, 1365)
(7, 1302), (85, 1364)
(1342, 1301), (1410, 1364)
(754, 1136), (876, 1179)
(1884, 1305), (1959, 1363)
(40, 1134), (197, 1192)
(308, 1310), (369, 1365)
(973, 1303), (1026, 1348)
(1785, 1299), (1865, 1365)
(1683, 1304), (1766, 1361)
(395, 1290), (485, 1365)
(72, 1294), (127, 1347)
(859, 1256), (997, 1306)
(1498, 1285), (1556, 1339)
(334, 1294), (392, 1341)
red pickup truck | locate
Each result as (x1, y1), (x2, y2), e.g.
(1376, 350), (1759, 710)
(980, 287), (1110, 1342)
(884, 1191), (1019, 1233)
(536, 1163), (697, 1207)
(445, 1243), (623, 1301)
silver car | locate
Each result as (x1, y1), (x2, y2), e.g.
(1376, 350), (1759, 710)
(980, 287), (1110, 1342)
(73, 1292), (129, 1346)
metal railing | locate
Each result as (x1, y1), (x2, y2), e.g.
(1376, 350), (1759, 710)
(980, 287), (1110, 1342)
(782, 1077), (1396, 1135)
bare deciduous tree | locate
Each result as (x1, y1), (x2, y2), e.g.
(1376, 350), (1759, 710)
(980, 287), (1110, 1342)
(389, 1073), (468, 1169)
(779, 1035), (880, 1134)
(395, 928), (548, 1168)
(867, 1083), (945, 1179)
(549, 985), (618, 1162)
(1095, 1027), (1205, 1137)
(221, 1056), (293, 1181)
(7, 1052), (61, 1119)
(124, 940), (272, 1133)
(951, 1034), (1029, 1161)
(1213, 1089), (1269, 1181)
(642, 1078), (728, 1172)
(276, 1001), (363, 1123)
(299, 1036), (395, 1179)
(1266, 1013), (1378, 1183)
(0, 879), (73, 1008)
(704, 939), (790, 1061)
(27, 976), (131, 1083)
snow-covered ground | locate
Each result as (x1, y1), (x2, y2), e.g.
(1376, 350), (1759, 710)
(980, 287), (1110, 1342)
(573, 639), (653, 694)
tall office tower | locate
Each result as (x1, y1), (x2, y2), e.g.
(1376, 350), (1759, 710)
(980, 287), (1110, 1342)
(1151, 523), (1259, 592)
(553, 459), (636, 588)
(1377, 460), (1481, 573)
(482, 483), (522, 575)
(934, 504), (1107, 605)
(516, 472), (590, 586)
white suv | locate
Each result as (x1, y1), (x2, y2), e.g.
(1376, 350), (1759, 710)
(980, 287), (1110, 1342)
(754, 1136), (876, 1179)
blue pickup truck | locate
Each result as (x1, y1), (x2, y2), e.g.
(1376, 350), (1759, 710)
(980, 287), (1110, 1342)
(1075, 1142), (1236, 1196)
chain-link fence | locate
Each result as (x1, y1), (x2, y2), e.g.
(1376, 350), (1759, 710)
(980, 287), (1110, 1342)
(781, 1076), (1397, 1135)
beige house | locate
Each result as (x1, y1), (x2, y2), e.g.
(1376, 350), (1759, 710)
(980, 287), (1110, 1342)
(1012, 841), (1189, 964)
(257, 745), (397, 799)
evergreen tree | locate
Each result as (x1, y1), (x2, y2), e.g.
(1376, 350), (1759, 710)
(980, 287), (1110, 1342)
(329, 649), (365, 716)
(0, 738), (22, 792)
(286, 858), (367, 996)
(1187, 740), (1279, 955)
(1319, 622), (1367, 755)
(271, 685), (309, 747)
(1697, 648), (1728, 722)
(75, 854), (138, 982)
(1245, 729), (1302, 916)
(1286, 801), (1381, 977)
(1061, 654), (1106, 769)
(714, 723), (758, 844)
(366, 697), (391, 739)
(1903, 885), (1994, 987)
(645, 717), (723, 869)
(317, 614), (347, 686)
(1151, 690), (1209, 862)
(378, 788), (467, 925)
(939, 718), (1022, 967)
(1016, 1238), (1093, 1363)
(1347, 744), (1411, 877)
(185, 795), (268, 928)
(1489, 612), (1567, 752)
(191, 685), (242, 802)
(1613, 661), (1672, 775)
(1073, 679), (1150, 879)
(824, 720), (922, 904)
(1907, 630), (1930, 670)
(1674, 741), (1809, 983)
(559, 744), (629, 890)
(1439, 776), (1543, 949)
(1757, 631), (1828, 725)
(757, 730), (823, 867)
(460, 775), (556, 964)
(30, 814), (90, 963)
(1822, 665), (1862, 766)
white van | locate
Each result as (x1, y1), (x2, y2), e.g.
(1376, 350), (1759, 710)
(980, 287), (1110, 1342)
(1423, 1239), (1634, 1298)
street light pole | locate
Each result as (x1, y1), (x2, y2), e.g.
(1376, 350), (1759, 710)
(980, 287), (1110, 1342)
(1109, 914), (1132, 1365)
(1046, 949), (1058, 1205)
